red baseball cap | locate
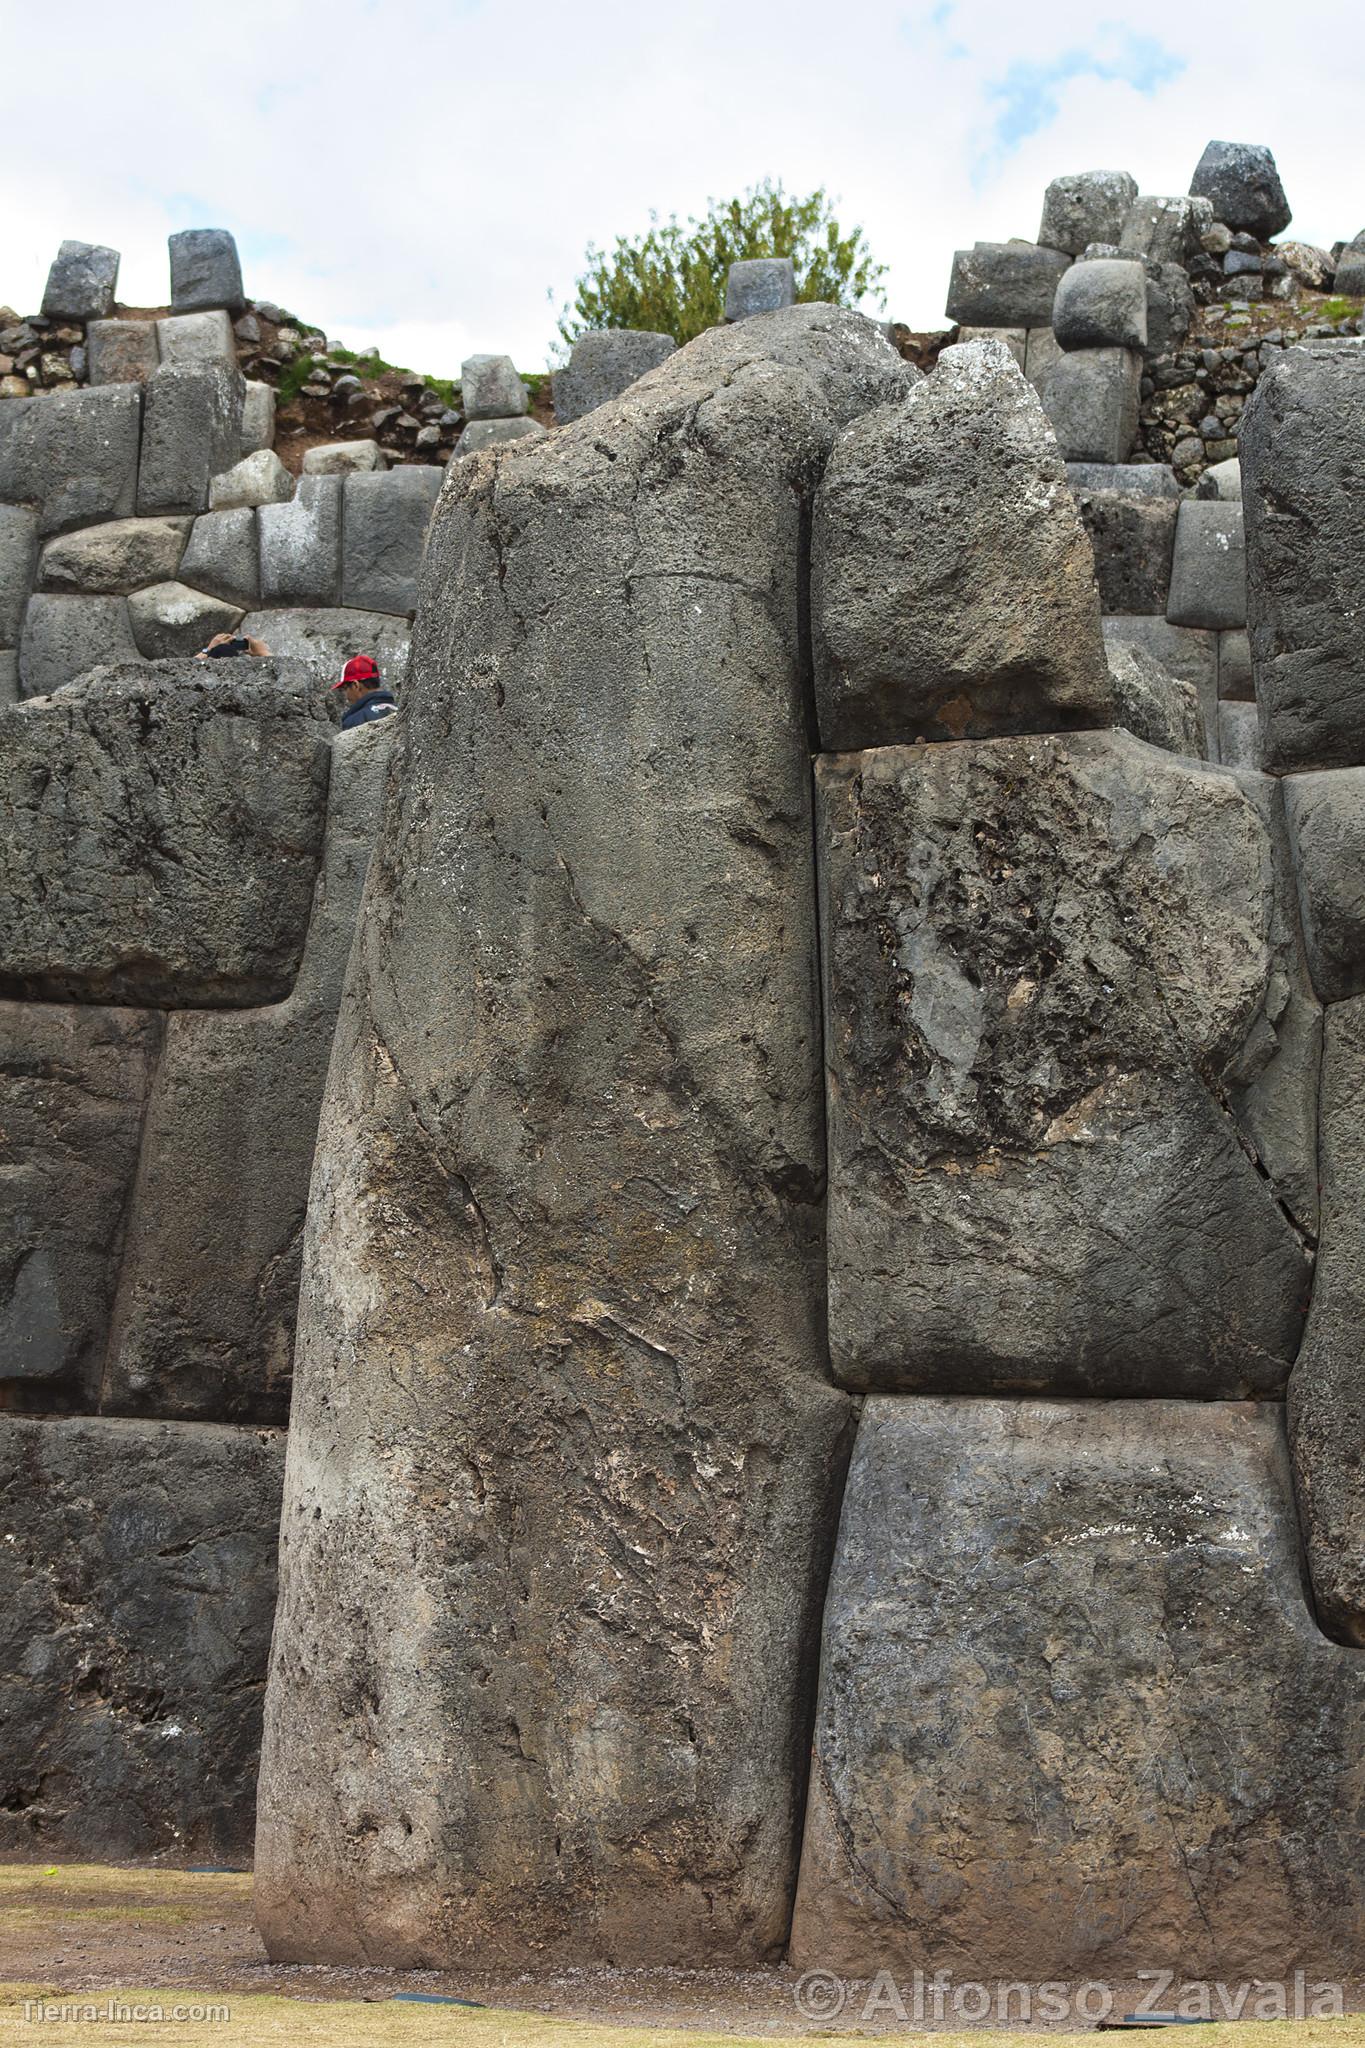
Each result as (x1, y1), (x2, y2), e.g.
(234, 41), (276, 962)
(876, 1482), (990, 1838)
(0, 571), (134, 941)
(333, 654), (380, 690)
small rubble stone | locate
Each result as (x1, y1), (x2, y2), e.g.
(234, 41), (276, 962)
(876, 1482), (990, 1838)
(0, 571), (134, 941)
(168, 228), (246, 315)
(178, 508), (259, 608)
(86, 319), (159, 385)
(341, 466), (443, 616)
(258, 475), (342, 606)
(302, 440), (385, 477)
(234, 313), (261, 345)
(41, 241), (119, 321)
(946, 242), (1071, 327)
(1052, 258), (1147, 350)
(552, 329), (677, 422)
(1041, 347), (1141, 463)
(1038, 169), (1137, 255)
(724, 258), (796, 320)
(1166, 499), (1247, 631)
(128, 580), (244, 659)
(209, 448), (294, 511)
(1190, 141), (1292, 240)
(454, 416), (547, 458)
(39, 517), (189, 596)
(460, 353), (528, 419)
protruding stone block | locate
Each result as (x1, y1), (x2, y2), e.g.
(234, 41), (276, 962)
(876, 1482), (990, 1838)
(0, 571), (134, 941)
(1040, 346), (1140, 462)
(301, 440), (383, 476)
(0, 663), (330, 1005)
(453, 417), (546, 458)
(238, 606), (411, 688)
(724, 257), (796, 320)
(1038, 169), (1138, 254)
(178, 508), (259, 607)
(1167, 499), (1246, 630)
(137, 361), (245, 517)
(40, 240), (119, 321)
(18, 593), (138, 695)
(1052, 257), (1147, 350)
(552, 329), (676, 422)
(38, 517), (188, 596)
(240, 379), (275, 456)
(209, 448), (293, 510)
(157, 310), (235, 367)
(258, 475), (342, 606)
(0, 504), (38, 645)
(1070, 478), (1178, 614)
(816, 732), (1309, 1395)
(790, 1397), (1365, 1979)
(0, 384), (141, 537)
(459, 353), (528, 419)
(1107, 638), (1204, 755)
(1283, 769), (1365, 1003)
(1120, 193), (1213, 267)
(127, 580), (243, 659)
(86, 318), (159, 386)
(813, 339), (1110, 748)
(946, 241), (1070, 326)
(1190, 141), (1292, 240)
(340, 466), (442, 616)
(0, 1415), (284, 1858)
(168, 228), (246, 315)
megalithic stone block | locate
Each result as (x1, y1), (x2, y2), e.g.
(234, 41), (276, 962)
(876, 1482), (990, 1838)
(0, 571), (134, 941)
(177, 508), (260, 607)
(86, 318), (159, 386)
(252, 305), (911, 1973)
(38, 518), (189, 596)
(1241, 343), (1365, 772)
(812, 338), (1112, 748)
(41, 240), (120, 320)
(815, 732), (1312, 1396)
(340, 465), (443, 616)
(1119, 192), (1213, 267)
(454, 417), (546, 458)
(168, 228), (246, 315)
(0, 504), (38, 646)
(945, 241), (1071, 326)
(1105, 638), (1204, 755)
(18, 593), (140, 695)
(1052, 257), (1148, 350)
(1069, 478), (1178, 615)
(0, 384), (142, 538)
(459, 353), (528, 419)
(1166, 499), (1246, 630)
(724, 257), (795, 319)
(137, 361), (246, 517)
(237, 606), (412, 688)
(258, 475), (342, 605)
(1038, 169), (1138, 254)
(1189, 140), (1292, 239)
(790, 1397), (1365, 1980)
(1041, 345), (1141, 463)
(552, 330), (677, 422)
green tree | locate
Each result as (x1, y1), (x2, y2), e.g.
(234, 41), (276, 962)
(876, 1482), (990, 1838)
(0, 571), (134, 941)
(556, 181), (887, 351)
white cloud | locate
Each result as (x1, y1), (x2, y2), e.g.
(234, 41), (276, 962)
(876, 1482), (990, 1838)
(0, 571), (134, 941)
(1, 0), (1361, 376)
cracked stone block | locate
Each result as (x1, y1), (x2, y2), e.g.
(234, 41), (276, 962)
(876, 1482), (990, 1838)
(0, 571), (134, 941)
(208, 448), (293, 511)
(552, 330), (677, 422)
(340, 466), (442, 616)
(0, 1004), (160, 1405)
(137, 361), (246, 518)
(945, 242), (1071, 327)
(104, 722), (393, 1424)
(1190, 141), (1292, 240)
(1038, 169), (1138, 255)
(0, 384), (142, 538)
(789, 1396), (1365, 1980)
(812, 339), (1111, 747)
(1071, 480), (1178, 614)
(86, 319), (159, 386)
(168, 228), (245, 315)
(0, 1415), (284, 1859)
(1052, 258), (1148, 350)
(177, 508), (259, 608)
(40, 240), (119, 320)
(0, 662), (330, 1005)
(0, 504), (38, 646)
(1041, 346), (1141, 463)
(816, 731), (1311, 1396)
(1106, 639), (1204, 755)
(453, 417), (545, 458)
(724, 258), (796, 320)
(156, 310), (235, 367)
(459, 353), (528, 420)
(1283, 769), (1365, 1003)
(18, 594), (139, 695)
(1241, 344), (1365, 773)
(238, 606), (411, 689)
(127, 580), (243, 659)
(38, 517), (189, 596)
(1167, 499), (1246, 631)
(258, 476), (342, 606)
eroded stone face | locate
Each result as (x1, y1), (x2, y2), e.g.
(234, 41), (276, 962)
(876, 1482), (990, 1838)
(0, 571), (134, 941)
(816, 732), (1311, 1395)
(790, 1396), (1365, 1980)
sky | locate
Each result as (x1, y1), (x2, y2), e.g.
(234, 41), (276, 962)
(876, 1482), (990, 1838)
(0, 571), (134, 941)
(1, 0), (1362, 379)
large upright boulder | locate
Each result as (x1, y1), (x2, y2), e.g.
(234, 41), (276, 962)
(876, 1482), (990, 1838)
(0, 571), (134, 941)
(812, 339), (1111, 748)
(255, 307), (912, 1971)
(815, 732), (1310, 1395)
(1189, 141), (1292, 240)
(137, 361), (246, 518)
(1241, 344), (1365, 771)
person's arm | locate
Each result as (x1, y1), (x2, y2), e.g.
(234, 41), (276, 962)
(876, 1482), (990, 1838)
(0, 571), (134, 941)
(245, 636), (271, 657)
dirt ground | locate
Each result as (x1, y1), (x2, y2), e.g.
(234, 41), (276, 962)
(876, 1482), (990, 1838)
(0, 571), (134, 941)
(0, 1865), (1361, 2047)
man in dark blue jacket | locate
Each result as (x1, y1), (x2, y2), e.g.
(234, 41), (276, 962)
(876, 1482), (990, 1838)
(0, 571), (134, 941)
(333, 655), (398, 730)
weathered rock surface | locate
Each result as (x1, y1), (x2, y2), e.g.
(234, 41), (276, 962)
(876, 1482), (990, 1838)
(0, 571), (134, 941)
(1103, 615), (1218, 749)
(1071, 481), (1178, 615)
(157, 310), (235, 368)
(0, 504), (38, 644)
(1241, 344), (1365, 772)
(137, 362), (245, 518)
(1038, 170), (1137, 255)
(38, 517), (189, 596)
(1041, 346), (1140, 463)
(254, 307), (912, 1970)
(258, 475), (341, 606)
(0, 1005), (159, 1405)
(238, 606), (411, 686)
(725, 258), (795, 319)
(178, 508), (259, 607)
(454, 417), (546, 458)
(1190, 140), (1292, 240)
(1120, 193), (1212, 267)
(1283, 769), (1365, 1003)
(0, 663), (330, 1006)
(209, 448), (293, 511)
(816, 732), (1310, 1395)
(553, 331), (677, 423)
(302, 440), (384, 476)
(1106, 639), (1204, 754)
(19, 594), (139, 696)
(340, 466), (442, 616)
(812, 339), (1110, 747)
(41, 241), (119, 321)
(0, 1416), (284, 1858)
(1167, 499), (1246, 631)
(790, 1397), (1365, 1979)
(460, 353), (528, 419)
(105, 722), (392, 1423)
(168, 228), (245, 315)
(945, 242), (1070, 326)
(127, 580), (242, 658)
(0, 384), (142, 537)
(86, 319), (159, 387)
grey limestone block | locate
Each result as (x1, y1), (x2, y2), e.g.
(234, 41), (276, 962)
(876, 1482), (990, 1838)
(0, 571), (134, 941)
(1167, 498), (1246, 630)
(1103, 613), (1218, 754)
(0, 1003), (160, 1405)
(1241, 343), (1365, 773)
(302, 440), (383, 476)
(1190, 140), (1292, 240)
(1022, 322), (1061, 392)
(0, 384), (142, 538)
(0, 1415), (284, 1860)
(1071, 480), (1177, 614)
(157, 309), (235, 367)
(208, 448), (293, 510)
(240, 379), (276, 456)
(19, 593), (139, 695)
(40, 240), (120, 321)
(812, 338), (1111, 748)
(1220, 626), (1253, 698)
(953, 324), (1025, 367)
(103, 722), (394, 1424)
(1052, 256), (1147, 350)
(1038, 168), (1138, 254)
(127, 580), (243, 659)
(1106, 638), (1204, 755)
(789, 1397), (1365, 1979)
(1120, 192), (1213, 267)
(38, 517), (189, 596)
(259, 474), (342, 606)
(251, 305), (912, 1973)
(552, 329), (677, 422)
(168, 227), (246, 315)
(816, 731), (1310, 1396)
(946, 240), (1070, 326)
(1220, 699), (1260, 768)
(0, 661), (330, 1005)
(0, 504), (38, 645)
(178, 508), (259, 607)
(1283, 769), (1365, 1003)
(86, 318), (159, 386)
(340, 465), (443, 615)
(239, 606), (411, 688)
(137, 361), (246, 517)
(1040, 345), (1140, 462)
(724, 257), (796, 320)
(453, 416), (546, 458)
(459, 352), (528, 420)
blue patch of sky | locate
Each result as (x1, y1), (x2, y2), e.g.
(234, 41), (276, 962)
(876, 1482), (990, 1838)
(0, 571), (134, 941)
(985, 29), (1185, 157)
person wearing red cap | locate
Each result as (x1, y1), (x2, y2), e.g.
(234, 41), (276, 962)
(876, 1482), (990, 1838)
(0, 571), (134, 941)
(332, 654), (398, 731)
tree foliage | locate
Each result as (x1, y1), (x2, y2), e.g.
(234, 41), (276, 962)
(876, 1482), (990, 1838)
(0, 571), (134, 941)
(556, 181), (887, 351)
